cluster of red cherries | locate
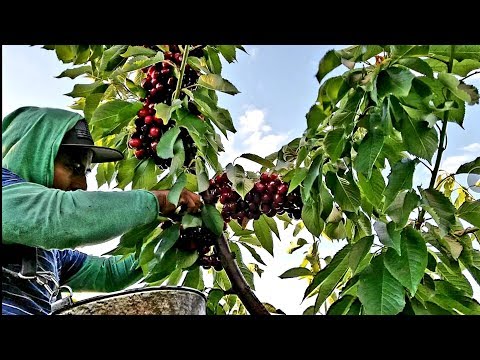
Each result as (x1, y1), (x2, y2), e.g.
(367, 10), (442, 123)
(201, 172), (304, 225)
(127, 45), (205, 168)
(162, 221), (223, 271)
(176, 226), (223, 271)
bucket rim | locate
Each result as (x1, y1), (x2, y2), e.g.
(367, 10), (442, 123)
(53, 285), (207, 314)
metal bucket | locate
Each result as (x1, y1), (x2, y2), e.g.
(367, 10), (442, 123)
(54, 286), (207, 315)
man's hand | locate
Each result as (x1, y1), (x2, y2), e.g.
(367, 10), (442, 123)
(151, 189), (203, 215)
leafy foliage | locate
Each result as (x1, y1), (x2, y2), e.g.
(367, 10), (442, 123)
(47, 44), (480, 315)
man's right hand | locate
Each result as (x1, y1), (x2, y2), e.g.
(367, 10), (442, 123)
(150, 189), (203, 216)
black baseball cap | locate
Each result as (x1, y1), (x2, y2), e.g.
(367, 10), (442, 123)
(60, 119), (124, 163)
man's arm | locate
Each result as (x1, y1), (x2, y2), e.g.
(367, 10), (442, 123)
(2, 182), (159, 249)
(59, 250), (143, 293)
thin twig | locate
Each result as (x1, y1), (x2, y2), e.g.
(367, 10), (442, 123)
(461, 71), (480, 81)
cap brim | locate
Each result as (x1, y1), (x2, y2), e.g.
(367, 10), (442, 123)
(60, 144), (124, 163)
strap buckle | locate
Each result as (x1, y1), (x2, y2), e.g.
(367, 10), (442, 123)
(51, 285), (74, 313)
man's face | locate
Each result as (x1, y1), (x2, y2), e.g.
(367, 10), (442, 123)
(53, 147), (93, 191)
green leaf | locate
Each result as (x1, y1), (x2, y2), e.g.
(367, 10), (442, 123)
(181, 213), (203, 229)
(301, 197), (324, 237)
(239, 153), (275, 169)
(357, 168), (385, 209)
(314, 251), (351, 312)
(56, 65), (92, 79)
(384, 226), (428, 295)
(170, 139), (185, 175)
(118, 219), (160, 248)
(91, 100), (142, 129)
(323, 128), (346, 162)
(316, 49), (342, 84)
(238, 242), (266, 266)
(383, 158), (415, 208)
(358, 254), (406, 315)
(430, 45), (480, 61)
(437, 263), (473, 297)
(397, 58), (433, 78)
(374, 221), (402, 255)
(99, 45), (128, 73)
(183, 267), (202, 290)
(201, 204), (224, 236)
(84, 93), (104, 122)
(195, 157), (210, 193)
(456, 157), (480, 175)
(287, 168), (309, 194)
(238, 235), (262, 247)
(176, 249), (199, 270)
(55, 45), (77, 63)
(349, 235), (374, 273)
(354, 131), (384, 179)
(377, 67), (415, 99)
(253, 215), (274, 256)
(452, 59), (480, 77)
(325, 172), (361, 213)
(229, 219), (253, 236)
(421, 189), (457, 236)
(132, 159), (157, 190)
(336, 45), (383, 62)
(156, 126), (181, 159)
(286, 238), (308, 254)
(385, 190), (420, 229)
(226, 163), (254, 199)
(187, 56), (210, 74)
(326, 295), (357, 315)
(216, 45), (237, 63)
(154, 223), (180, 260)
(116, 157), (138, 189)
(457, 200), (480, 227)
(391, 45), (430, 59)
(400, 115), (438, 162)
(65, 81), (106, 98)
(154, 101), (182, 125)
(279, 267), (313, 279)
(229, 243), (255, 290)
(119, 52), (164, 73)
(121, 46), (156, 57)
(263, 215), (280, 240)
(438, 73), (475, 103)
(304, 244), (351, 299)
(125, 78), (146, 99)
(303, 155), (323, 199)
(190, 90), (235, 137)
(198, 74), (240, 95)
(146, 247), (178, 283)
(205, 46), (222, 74)
(166, 173), (187, 207)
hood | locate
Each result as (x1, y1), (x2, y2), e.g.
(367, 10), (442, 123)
(2, 106), (83, 187)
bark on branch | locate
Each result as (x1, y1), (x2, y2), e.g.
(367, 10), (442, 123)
(215, 234), (270, 315)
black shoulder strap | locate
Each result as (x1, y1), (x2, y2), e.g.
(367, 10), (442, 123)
(20, 247), (38, 278)
(2, 244), (37, 278)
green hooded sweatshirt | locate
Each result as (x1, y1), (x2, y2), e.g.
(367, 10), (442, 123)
(2, 106), (159, 295)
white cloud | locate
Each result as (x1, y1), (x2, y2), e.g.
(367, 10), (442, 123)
(218, 107), (289, 171)
(441, 155), (474, 174)
(463, 143), (480, 152)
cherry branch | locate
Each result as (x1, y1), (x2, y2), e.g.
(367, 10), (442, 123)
(215, 234), (270, 315)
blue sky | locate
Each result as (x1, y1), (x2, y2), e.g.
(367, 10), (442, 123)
(3, 45), (479, 314)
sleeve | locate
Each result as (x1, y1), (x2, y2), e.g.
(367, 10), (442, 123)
(63, 253), (144, 293)
(2, 182), (160, 250)
(57, 249), (88, 283)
